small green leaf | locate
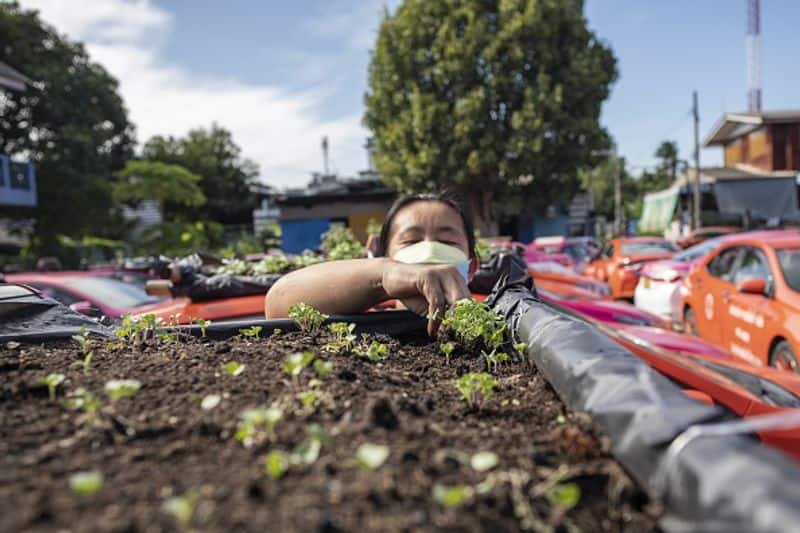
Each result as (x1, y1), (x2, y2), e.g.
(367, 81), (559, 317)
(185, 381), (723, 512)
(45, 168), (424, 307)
(265, 450), (289, 480)
(548, 482), (581, 510)
(433, 484), (472, 508)
(355, 443), (390, 470)
(470, 451), (499, 472)
(223, 361), (245, 376)
(38, 373), (65, 400)
(69, 470), (103, 495)
(200, 394), (221, 410)
(104, 379), (141, 399)
(314, 359), (333, 379)
(163, 489), (198, 531)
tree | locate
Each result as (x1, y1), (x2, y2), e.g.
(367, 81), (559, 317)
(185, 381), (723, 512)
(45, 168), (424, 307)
(141, 125), (259, 225)
(579, 156), (641, 224)
(364, 0), (617, 233)
(113, 160), (206, 218)
(0, 2), (135, 254)
(654, 140), (679, 184)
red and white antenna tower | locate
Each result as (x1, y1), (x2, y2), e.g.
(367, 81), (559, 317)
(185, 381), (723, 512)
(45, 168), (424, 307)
(746, 0), (761, 112)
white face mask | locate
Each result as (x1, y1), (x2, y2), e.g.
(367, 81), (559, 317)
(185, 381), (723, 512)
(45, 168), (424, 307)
(392, 240), (470, 281)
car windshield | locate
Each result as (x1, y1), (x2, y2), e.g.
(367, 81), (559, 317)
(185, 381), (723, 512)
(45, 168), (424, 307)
(63, 277), (162, 309)
(673, 238), (722, 262)
(620, 241), (677, 256)
(776, 248), (800, 292)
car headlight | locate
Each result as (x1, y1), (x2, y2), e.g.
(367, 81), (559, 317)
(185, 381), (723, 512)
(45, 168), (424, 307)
(611, 314), (653, 327)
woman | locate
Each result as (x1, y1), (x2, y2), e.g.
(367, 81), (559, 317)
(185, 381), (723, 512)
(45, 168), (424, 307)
(265, 193), (479, 335)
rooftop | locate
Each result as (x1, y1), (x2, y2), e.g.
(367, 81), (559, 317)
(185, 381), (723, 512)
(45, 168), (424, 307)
(704, 110), (800, 146)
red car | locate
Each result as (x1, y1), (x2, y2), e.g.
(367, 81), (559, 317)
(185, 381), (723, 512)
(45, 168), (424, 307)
(530, 236), (599, 271)
(529, 261), (611, 299)
(538, 289), (669, 329)
(583, 237), (678, 299)
(677, 226), (739, 249)
(6, 272), (163, 317)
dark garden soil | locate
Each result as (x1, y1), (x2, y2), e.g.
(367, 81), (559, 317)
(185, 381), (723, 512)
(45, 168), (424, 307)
(0, 329), (660, 532)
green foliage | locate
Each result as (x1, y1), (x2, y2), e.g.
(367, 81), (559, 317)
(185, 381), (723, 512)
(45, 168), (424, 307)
(355, 443), (390, 470)
(354, 341), (389, 363)
(514, 342), (528, 354)
(163, 489), (199, 532)
(547, 482), (581, 510)
(366, 218), (383, 236)
(265, 450), (290, 480)
(238, 325), (263, 340)
(433, 484), (473, 508)
(236, 406), (283, 447)
(482, 349), (510, 373)
(64, 387), (101, 419)
(313, 359), (333, 379)
(38, 373), (64, 401)
(192, 318), (211, 337)
(222, 361), (245, 376)
(442, 299), (506, 352)
(216, 251), (325, 276)
(474, 239), (493, 263)
(71, 326), (95, 374)
(116, 313), (167, 344)
(320, 226), (365, 260)
(113, 160), (205, 212)
(282, 352), (315, 387)
(104, 379), (141, 400)
(0, 2), (135, 256)
(69, 471), (104, 496)
(454, 372), (498, 410)
(325, 322), (357, 353)
(296, 390), (319, 414)
(440, 341), (456, 365)
(364, 0), (617, 229)
(288, 303), (328, 333)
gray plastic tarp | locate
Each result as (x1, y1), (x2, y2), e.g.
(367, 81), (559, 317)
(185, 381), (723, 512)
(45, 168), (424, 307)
(713, 177), (800, 219)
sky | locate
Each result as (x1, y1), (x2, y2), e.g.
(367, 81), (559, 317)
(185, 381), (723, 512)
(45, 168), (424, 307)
(17, 0), (800, 188)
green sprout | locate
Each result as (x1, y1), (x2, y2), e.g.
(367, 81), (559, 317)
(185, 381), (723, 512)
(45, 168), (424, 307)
(290, 424), (326, 467)
(474, 237), (493, 263)
(354, 341), (388, 363)
(69, 471), (103, 496)
(482, 349), (510, 373)
(454, 372), (498, 410)
(296, 390), (319, 414)
(223, 361), (245, 376)
(282, 351), (314, 387)
(265, 450), (289, 480)
(116, 313), (165, 344)
(192, 318), (211, 337)
(442, 299), (506, 352)
(104, 379), (141, 400)
(272, 328), (283, 336)
(547, 483), (581, 511)
(38, 373), (65, 401)
(236, 406), (283, 447)
(163, 488), (199, 532)
(433, 484), (473, 508)
(64, 387), (101, 419)
(325, 322), (357, 353)
(313, 359), (333, 379)
(71, 326), (95, 374)
(514, 342), (528, 354)
(440, 341), (456, 365)
(238, 325), (263, 340)
(288, 303), (328, 333)
(320, 226), (365, 260)
(355, 443), (390, 470)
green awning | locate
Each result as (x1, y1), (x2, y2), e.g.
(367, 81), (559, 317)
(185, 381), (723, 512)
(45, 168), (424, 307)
(639, 186), (679, 233)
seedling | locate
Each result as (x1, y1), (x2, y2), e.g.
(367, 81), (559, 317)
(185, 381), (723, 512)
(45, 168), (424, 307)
(325, 322), (357, 353)
(272, 328), (282, 336)
(454, 372), (498, 410)
(64, 387), (101, 420)
(313, 359), (333, 379)
(72, 351), (93, 375)
(442, 299), (506, 352)
(238, 325), (262, 340)
(104, 379), (141, 400)
(163, 488), (199, 532)
(290, 424), (326, 467)
(355, 443), (390, 470)
(236, 405), (283, 446)
(71, 326), (95, 374)
(288, 303), (328, 333)
(265, 450), (289, 480)
(482, 349), (510, 373)
(514, 342), (528, 354)
(320, 226), (365, 260)
(192, 318), (211, 337)
(69, 471), (103, 495)
(354, 341), (388, 363)
(547, 482), (581, 510)
(282, 351), (314, 388)
(440, 341), (455, 365)
(38, 373), (65, 401)
(433, 484), (473, 508)
(296, 390), (319, 414)
(223, 361), (245, 376)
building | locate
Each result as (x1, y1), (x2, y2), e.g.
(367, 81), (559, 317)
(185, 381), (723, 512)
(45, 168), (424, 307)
(640, 110), (800, 234)
(0, 60), (37, 209)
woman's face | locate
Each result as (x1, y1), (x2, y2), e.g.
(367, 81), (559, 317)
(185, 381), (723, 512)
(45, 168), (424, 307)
(386, 200), (471, 259)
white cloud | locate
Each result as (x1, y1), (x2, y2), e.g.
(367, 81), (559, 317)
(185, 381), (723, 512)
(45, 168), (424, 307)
(20, 0), (370, 188)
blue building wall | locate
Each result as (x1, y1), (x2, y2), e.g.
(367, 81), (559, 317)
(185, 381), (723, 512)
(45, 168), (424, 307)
(517, 213), (570, 243)
(0, 156), (37, 207)
(280, 218), (330, 254)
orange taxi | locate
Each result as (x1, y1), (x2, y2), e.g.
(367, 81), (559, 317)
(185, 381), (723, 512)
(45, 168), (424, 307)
(583, 237), (678, 299)
(680, 229), (800, 373)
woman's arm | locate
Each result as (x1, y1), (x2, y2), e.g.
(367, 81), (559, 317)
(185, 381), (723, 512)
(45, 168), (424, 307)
(265, 257), (470, 335)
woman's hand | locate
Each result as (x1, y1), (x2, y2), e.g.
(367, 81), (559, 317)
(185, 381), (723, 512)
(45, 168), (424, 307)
(381, 261), (471, 336)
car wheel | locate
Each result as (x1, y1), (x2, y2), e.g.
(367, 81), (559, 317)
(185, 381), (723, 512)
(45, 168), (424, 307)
(683, 308), (698, 336)
(770, 340), (800, 374)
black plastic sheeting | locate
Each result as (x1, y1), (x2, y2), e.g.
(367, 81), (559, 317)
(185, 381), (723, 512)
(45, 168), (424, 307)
(158, 254), (281, 301)
(485, 254), (800, 532)
(0, 284), (112, 343)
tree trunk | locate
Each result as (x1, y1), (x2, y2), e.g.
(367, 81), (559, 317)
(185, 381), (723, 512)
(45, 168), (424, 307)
(466, 187), (497, 237)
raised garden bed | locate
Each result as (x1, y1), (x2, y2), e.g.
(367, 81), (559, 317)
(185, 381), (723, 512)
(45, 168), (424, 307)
(0, 324), (659, 532)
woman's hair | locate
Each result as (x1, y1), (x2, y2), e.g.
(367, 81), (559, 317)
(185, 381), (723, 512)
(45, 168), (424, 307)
(376, 192), (476, 258)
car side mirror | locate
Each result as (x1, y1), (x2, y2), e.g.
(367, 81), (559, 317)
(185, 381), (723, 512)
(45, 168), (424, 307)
(69, 300), (101, 317)
(736, 277), (766, 295)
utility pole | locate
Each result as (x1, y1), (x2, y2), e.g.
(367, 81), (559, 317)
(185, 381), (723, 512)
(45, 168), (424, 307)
(322, 136), (330, 175)
(692, 91), (702, 230)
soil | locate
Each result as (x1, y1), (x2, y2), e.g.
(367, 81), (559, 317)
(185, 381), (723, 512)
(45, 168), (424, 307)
(0, 327), (660, 532)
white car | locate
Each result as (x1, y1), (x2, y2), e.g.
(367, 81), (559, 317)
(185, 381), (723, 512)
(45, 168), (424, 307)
(634, 238), (726, 323)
